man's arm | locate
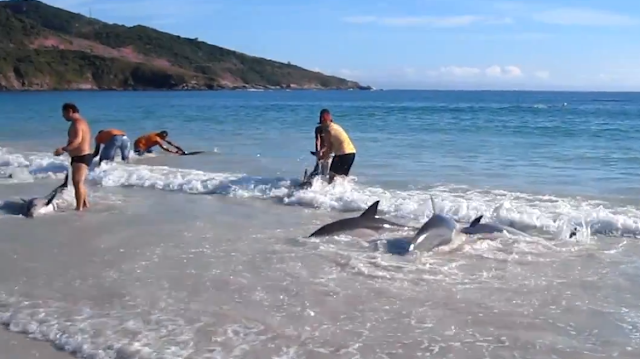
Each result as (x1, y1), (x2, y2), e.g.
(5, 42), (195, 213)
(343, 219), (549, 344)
(319, 130), (332, 159)
(164, 139), (184, 153)
(63, 122), (82, 152)
(315, 131), (322, 153)
(157, 142), (175, 153)
(91, 142), (101, 158)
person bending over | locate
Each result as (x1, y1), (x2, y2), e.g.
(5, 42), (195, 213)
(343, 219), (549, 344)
(92, 129), (131, 165)
(133, 130), (184, 156)
(317, 108), (356, 184)
(53, 102), (92, 211)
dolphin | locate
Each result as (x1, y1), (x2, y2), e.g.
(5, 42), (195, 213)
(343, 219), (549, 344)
(20, 172), (69, 218)
(408, 196), (463, 252)
(461, 215), (580, 240)
(297, 166), (320, 190)
(308, 200), (416, 239)
(460, 215), (530, 237)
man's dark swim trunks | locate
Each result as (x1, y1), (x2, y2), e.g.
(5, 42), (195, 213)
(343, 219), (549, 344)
(70, 153), (93, 167)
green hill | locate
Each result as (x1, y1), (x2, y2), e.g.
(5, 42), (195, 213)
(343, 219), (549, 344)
(0, 0), (371, 91)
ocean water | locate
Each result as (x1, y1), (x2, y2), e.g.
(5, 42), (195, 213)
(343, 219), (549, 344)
(0, 90), (639, 358)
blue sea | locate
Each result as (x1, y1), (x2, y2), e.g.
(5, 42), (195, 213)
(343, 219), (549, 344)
(0, 90), (639, 359)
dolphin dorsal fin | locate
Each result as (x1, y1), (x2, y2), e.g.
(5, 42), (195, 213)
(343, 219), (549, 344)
(470, 215), (483, 227)
(360, 200), (380, 217)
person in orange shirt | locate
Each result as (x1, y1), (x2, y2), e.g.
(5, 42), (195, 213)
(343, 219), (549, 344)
(92, 128), (131, 165)
(133, 131), (184, 156)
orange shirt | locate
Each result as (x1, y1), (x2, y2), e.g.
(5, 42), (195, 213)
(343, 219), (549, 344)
(134, 132), (162, 151)
(95, 129), (126, 145)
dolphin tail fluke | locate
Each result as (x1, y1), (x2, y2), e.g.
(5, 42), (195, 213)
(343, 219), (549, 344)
(469, 215), (483, 227)
(61, 172), (69, 188)
(302, 169), (308, 181)
(360, 200), (380, 218)
(45, 172), (70, 206)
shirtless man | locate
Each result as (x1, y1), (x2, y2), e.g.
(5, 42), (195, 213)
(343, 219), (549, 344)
(317, 108), (356, 184)
(53, 103), (92, 211)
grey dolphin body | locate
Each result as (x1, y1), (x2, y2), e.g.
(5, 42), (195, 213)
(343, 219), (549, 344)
(309, 200), (416, 238)
(296, 151), (324, 190)
(460, 215), (530, 237)
(297, 167), (320, 190)
(462, 215), (579, 240)
(21, 173), (69, 218)
(408, 197), (460, 252)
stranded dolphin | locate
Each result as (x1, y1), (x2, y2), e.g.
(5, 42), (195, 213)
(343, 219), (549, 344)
(408, 196), (462, 252)
(297, 166), (320, 190)
(308, 200), (416, 239)
(460, 215), (530, 237)
(20, 172), (69, 218)
(296, 151), (325, 190)
(462, 214), (580, 240)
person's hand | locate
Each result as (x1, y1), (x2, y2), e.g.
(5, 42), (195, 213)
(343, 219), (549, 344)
(53, 148), (65, 156)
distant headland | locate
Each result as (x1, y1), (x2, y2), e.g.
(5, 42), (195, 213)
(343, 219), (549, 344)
(0, 0), (373, 91)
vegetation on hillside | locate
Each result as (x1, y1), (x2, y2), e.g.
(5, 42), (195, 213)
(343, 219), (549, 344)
(0, 0), (369, 90)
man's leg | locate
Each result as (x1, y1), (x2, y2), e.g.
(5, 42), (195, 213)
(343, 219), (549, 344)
(328, 154), (355, 184)
(71, 163), (89, 211)
(341, 153), (356, 176)
(100, 137), (118, 165)
(120, 137), (131, 162)
(328, 156), (343, 184)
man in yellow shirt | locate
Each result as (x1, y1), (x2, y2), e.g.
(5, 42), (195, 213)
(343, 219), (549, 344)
(317, 108), (356, 184)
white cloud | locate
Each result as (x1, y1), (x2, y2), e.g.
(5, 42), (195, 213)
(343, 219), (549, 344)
(534, 70), (550, 79)
(436, 66), (481, 76)
(341, 15), (511, 27)
(484, 65), (502, 77)
(427, 65), (523, 79)
(503, 65), (522, 77)
(532, 7), (638, 26)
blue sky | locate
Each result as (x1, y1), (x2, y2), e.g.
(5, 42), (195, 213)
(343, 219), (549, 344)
(44, 0), (640, 90)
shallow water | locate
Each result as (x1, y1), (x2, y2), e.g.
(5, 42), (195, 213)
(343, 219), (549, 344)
(1, 90), (639, 358)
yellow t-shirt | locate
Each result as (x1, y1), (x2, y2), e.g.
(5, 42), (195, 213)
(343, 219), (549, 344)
(324, 122), (356, 155)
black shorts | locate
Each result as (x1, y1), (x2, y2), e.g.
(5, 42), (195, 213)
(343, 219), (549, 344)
(70, 153), (93, 167)
(330, 153), (356, 176)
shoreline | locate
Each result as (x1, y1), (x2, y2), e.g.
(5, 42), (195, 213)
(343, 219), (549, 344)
(0, 86), (375, 92)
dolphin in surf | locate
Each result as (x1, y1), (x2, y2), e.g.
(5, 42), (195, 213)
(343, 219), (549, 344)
(296, 151), (325, 190)
(460, 215), (530, 237)
(20, 172), (69, 218)
(407, 197), (538, 253)
(308, 200), (417, 239)
(297, 167), (320, 190)
(461, 214), (580, 240)
(407, 196), (464, 252)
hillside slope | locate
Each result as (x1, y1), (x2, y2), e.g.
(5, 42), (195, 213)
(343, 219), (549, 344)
(0, 0), (370, 90)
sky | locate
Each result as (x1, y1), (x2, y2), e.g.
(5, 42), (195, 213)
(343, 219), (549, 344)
(41, 0), (640, 90)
